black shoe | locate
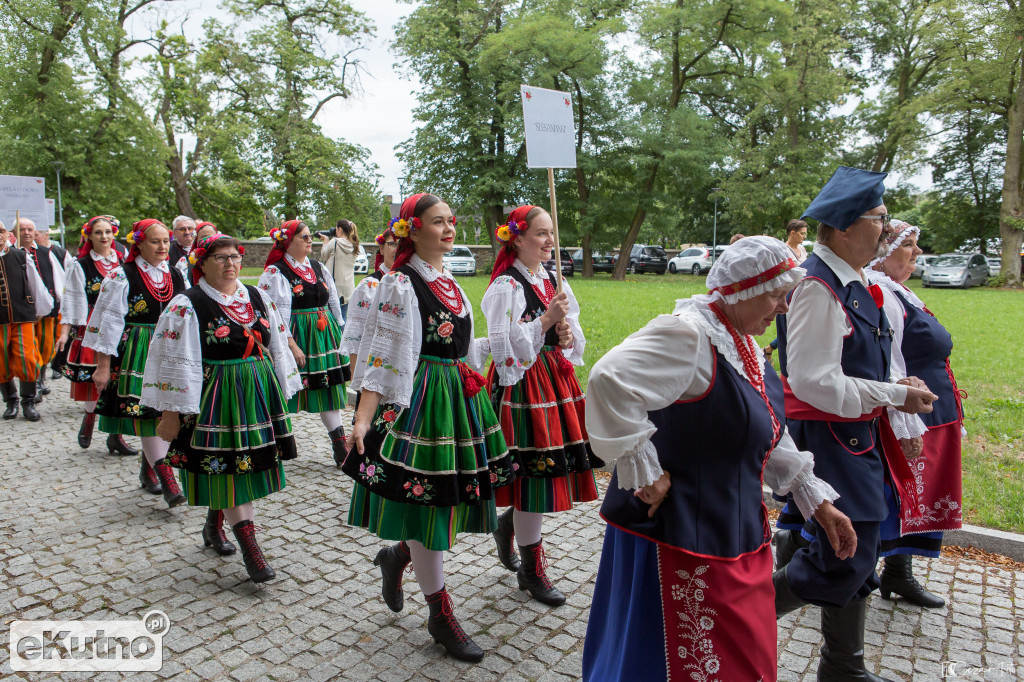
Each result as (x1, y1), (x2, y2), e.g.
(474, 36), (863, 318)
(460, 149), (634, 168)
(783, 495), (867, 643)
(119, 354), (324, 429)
(774, 565), (806, 619)
(373, 541), (411, 612)
(36, 375), (50, 398)
(492, 507), (520, 572)
(202, 509), (236, 556)
(879, 554), (945, 608)
(78, 412), (97, 449)
(425, 587), (484, 662)
(818, 598), (894, 681)
(51, 368), (61, 381)
(139, 458), (162, 495)
(106, 433), (140, 456)
(2, 380), (18, 420)
(329, 425), (347, 467)
(774, 529), (810, 570)
(152, 459), (185, 508)
(517, 541), (566, 606)
(20, 382), (40, 421)
(231, 520), (275, 583)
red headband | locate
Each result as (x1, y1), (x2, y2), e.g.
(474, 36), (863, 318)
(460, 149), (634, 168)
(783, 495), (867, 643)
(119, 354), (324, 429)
(264, 220), (306, 269)
(125, 219), (167, 263)
(390, 194), (432, 271)
(708, 258), (798, 296)
(489, 205), (541, 285)
(77, 216), (119, 259)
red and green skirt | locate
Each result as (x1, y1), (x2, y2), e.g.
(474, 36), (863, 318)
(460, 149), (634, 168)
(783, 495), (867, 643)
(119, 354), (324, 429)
(488, 347), (600, 513)
(345, 355), (514, 551)
(64, 325), (99, 402)
(288, 306), (349, 414)
(97, 323), (161, 437)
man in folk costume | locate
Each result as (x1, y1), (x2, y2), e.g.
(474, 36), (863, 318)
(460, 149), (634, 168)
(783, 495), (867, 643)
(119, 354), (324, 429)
(18, 218), (65, 403)
(0, 220), (53, 421)
(35, 227), (72, 380)
(168, 216), (197, 271)
(772, 167), (937, 681)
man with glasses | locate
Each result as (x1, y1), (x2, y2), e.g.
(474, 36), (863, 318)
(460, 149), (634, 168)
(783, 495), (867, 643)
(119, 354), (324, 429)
(169, 216), (197, 279)
(771, 167), (937, 681)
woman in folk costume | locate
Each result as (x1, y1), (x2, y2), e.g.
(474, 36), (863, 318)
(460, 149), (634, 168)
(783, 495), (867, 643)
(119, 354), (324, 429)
(582, 237), (857, 682)
(58, 216), (135, 454)
(343, 193), (514, 663)
(84, 219), (188, 506)
(141, 233), (301, 583)
(865, 221), (963, 608)
(339, 226), (398, 395)
(258, 220), (350, 465)
(480, 205), (600, 606)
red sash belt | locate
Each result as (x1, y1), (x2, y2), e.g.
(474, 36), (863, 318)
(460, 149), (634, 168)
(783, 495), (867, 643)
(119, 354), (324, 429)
(782, 376), (883, 422)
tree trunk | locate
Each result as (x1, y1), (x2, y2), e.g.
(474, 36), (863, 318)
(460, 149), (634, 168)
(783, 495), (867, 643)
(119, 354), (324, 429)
(166, 154), (197, 218)
(1000, 48), (1024, 286)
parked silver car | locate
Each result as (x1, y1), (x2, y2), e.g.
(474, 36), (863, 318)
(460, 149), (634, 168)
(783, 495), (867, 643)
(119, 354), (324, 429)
(442, 246), (477, 276)
(911, 254), (938, 279)
(921, 253), (990, 288)
(987, 257), (1001, 276)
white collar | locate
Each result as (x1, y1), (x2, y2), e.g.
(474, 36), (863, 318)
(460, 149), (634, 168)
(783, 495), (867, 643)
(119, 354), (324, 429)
(673, 298), (761, 385)
(813, 244), (868, 287)
(285, 253), (311, 269)
(199, 277), (250, 306)
(378, 264), (390, 275)
(90, 250), (118, 264)
(865, 269), (925, 310)
(138, 258), (170, 278)
(513, 258), (551, 285)
(410, 254), (452, 282)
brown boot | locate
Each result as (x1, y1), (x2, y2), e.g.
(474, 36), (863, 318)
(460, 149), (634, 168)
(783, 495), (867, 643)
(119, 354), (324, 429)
(152, 459), (185, 507)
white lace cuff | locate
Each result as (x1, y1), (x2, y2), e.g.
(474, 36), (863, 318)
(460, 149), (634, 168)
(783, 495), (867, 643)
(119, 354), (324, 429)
(360, 377), (411, 409)
(887, 407), (928, 439)
(790, 469), (841, 521)
(614, 440), (664, 490)
(467, 337), (490, 374)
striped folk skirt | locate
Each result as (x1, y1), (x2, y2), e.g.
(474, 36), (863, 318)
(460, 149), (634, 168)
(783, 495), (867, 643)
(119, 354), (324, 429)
(287, 307), (348, 414)
(489, 347), (599, 513)
(64, 325), (99, 402)
(97, 323), (161, 437)
(345, 355), (514, 551)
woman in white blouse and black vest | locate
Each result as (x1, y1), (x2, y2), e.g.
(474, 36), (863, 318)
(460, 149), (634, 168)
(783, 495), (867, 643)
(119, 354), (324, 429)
(480, 204), (600, 607)
(258, 220), (350, 465)
(343, 193), (514, 663)
(141, 233), (301, 584)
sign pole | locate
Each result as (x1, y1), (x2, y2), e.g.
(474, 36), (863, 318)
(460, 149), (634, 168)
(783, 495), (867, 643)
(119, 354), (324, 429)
(547, 168), (563, 293)
(14, 210), (20, 246)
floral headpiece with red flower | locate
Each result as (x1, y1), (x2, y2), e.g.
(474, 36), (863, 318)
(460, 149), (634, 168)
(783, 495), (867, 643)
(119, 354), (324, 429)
(124, 219), (167, 263)
(264, 219), (306, 269)
(489, 205), (541, 285)
(77, 215), (121, 259)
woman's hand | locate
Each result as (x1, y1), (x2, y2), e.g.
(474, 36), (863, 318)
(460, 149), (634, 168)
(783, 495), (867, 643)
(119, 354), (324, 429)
(348, 417), (370, 456)
(556, 321), (574, 349)
(812, 500), (858, 560)
(289, 339), (306, 368)
(56, 326), (70, 353)
(540, 292), (570, 331)
(634, 471), (671, 518)
(92, 367), (110, 391)
(156, 411), (181, 443)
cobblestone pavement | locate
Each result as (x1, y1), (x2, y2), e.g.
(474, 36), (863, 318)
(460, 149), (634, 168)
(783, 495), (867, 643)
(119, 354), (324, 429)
(2, 381), (1023, 681)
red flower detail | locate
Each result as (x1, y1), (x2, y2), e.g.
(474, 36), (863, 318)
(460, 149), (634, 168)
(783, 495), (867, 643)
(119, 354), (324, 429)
(437, 321), (454, 338)
(292, 284), (303, 294)
(382, 409), (397, 423)
(404, 481), (411, 489)
(214, 326), (230, 338)
(412, 217), (422, 229)
(504, 357), (515, 367)
(489, 471), (498, 483)
(259, 317), (270, 327)
(412, 484), (425, 497)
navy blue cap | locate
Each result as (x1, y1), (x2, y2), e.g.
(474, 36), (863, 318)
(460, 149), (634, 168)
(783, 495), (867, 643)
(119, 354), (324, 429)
(802, 166), (888, 231)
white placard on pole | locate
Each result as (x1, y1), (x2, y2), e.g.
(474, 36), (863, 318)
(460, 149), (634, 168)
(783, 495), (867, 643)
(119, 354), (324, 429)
(0, 207), (51, 230)
(0, 175), (46, 212)
(521, 85), (577, 169)
(45, 198), (56, 227)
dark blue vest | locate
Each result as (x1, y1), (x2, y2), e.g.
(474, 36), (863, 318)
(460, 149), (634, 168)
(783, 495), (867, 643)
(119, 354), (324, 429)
(601, 350), (783, 558)
(895, 289), (961, 428)
(775, 253), (894, 521)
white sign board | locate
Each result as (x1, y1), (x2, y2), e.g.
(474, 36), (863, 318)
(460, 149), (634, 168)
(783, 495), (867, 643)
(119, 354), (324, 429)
(521, 85), (577, 169)
(45, 198), (56, 227)
(0, 204), (53, 231)
(0, 175), (46, 212)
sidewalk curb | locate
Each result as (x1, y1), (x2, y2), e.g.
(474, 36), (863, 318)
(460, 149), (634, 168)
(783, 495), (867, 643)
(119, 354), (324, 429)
(763, 488), (1024, 562)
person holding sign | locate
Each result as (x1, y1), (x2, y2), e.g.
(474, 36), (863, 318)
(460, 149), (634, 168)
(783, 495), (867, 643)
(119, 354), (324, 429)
(480, 204), (599, 606)
(58, 217), (127, 450)
(84, 219), (188, 506)
(0, 219), (53, 422)
(343, 193), (514, 663)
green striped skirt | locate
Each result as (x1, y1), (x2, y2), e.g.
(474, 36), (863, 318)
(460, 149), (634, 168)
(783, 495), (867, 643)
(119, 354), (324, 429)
(288, 307), (348, 414)
(97, 323), (160, 437)
(180, 461), (286, 509)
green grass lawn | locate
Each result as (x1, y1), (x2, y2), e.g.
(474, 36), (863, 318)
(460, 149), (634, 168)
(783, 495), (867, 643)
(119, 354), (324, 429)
(243, 267), (1024, 534)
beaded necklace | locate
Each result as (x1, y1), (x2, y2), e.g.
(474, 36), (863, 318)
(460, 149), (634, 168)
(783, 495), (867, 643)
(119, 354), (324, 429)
(708, 301), (780, 435)
(289, 257), (317, 284)
(93, 253), (118, 278)
(524, 264), (555, 306)
(139, 262), (174, 302)
(427, 274), (464, 315)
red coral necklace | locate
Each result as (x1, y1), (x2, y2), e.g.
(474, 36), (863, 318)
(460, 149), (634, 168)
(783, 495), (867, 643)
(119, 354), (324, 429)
(94, 256), (118, 278)
(427, 275), (464, 315)
(290, 258), (316, 284)
(219, 300), (256, 325)
(708, 301), (780, 435)
(139, 264), (174, 302)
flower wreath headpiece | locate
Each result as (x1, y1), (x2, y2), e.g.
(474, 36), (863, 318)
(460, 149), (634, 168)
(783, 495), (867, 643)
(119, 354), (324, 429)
(495, 218), (526, 244)
(387, 215), (422, 239)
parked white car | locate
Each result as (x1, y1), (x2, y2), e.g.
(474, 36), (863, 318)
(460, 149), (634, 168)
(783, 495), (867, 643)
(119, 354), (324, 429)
(442, 246), (477, 276)
(667, 246), (726, 275)
(354, 245), (368, 274)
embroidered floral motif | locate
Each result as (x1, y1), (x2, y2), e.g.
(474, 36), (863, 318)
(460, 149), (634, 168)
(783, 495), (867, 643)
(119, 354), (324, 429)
(464, 479), (480, 500)
(292, 283), (303, 295)
(425, 311), (455, 344)
(403, 476), (434, 502)
(201, 456), (228, 475)
(128, 294), (149, 316)
(236, 455), (253, 473)
(166, 303), (190, 318)
(157, 330), (181, 340)
(203, 317), (233, 345)
(367, 354), (401, 375)
(378, 301), (406, 318)
(359, 461), (386, 485)
(671, 565), (722, 682)
(167, 452), (187, 467)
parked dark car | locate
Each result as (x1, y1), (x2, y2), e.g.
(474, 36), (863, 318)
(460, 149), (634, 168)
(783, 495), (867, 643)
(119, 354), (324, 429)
(627, 245), (668, 274)
(543, 248), (574, 278)
(570, 248), (616, 273)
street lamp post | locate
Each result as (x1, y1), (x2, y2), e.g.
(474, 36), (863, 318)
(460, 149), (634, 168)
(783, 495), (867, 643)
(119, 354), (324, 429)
(51, 161), (65, 248)
(711, 187), (722, 263)
(397, 176), (407, 201)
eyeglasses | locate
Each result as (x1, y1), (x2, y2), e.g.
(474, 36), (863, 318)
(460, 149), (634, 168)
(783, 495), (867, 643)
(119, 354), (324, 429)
(859, 213), (892, 228)
(381, 242), (398, 250)
(210, 254), (243, 265)
(297, 234), (313, 243)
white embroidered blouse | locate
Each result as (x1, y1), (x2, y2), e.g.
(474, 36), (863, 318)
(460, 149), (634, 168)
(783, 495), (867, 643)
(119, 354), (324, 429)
(341, 265), (389, 382)
(480, 258), (585, 386)
(139, 278), (301, 415)
(82, 259), (170, 356)
(351, 255), (487, 408)
(61, 252), (119, 326)
(585, 299), (840, 520)
(1, 244), (53, 318)
(257, 254), (344, 332)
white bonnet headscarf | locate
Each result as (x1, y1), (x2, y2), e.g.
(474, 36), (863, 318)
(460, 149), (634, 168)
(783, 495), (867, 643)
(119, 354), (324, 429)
(700, 235), (806, 304)
(867, 219), (920, 270)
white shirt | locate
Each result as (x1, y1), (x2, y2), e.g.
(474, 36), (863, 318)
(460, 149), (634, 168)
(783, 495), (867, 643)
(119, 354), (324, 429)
(341, 265), (388, 375)
(257, 254), (343, 333)
(784, 244), (908, 418)
(585, 299), (839, 519)
(82, 259), (171, 356)
(24, 244), (65, 313)
(61, 252), (120, 326)
(481, 258), (585, 386)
